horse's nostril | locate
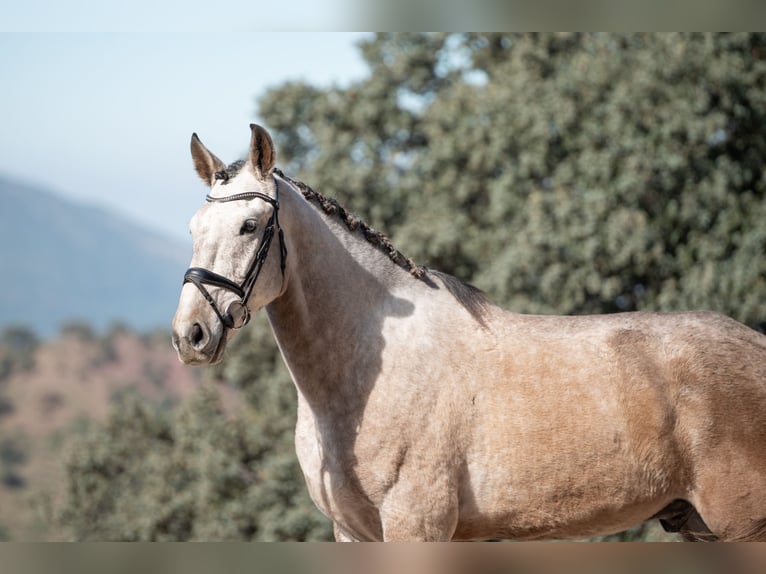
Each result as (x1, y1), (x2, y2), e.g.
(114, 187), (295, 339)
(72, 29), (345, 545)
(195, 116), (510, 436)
(191, 323), (205, 347)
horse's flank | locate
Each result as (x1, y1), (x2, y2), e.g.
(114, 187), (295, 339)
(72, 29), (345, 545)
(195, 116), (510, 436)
(173, 126), (766, 542)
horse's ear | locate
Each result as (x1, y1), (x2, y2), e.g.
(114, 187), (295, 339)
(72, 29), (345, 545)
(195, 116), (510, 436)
(190, 133), (226, 188)
(248, 124), (275, 180)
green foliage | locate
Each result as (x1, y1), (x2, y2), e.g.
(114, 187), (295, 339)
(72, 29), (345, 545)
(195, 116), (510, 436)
(60, 321), (97, 342)
(260, 33), (766, 326)
(62, 315), (331, 541)
(62, 33), (766, 542)
(0, 327), (39, 470)
(0, 434), (28, 489)
(0, 325), (39, 382)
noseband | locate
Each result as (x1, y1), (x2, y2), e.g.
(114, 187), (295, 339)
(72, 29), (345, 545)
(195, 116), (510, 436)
(183, 176), (287, 330)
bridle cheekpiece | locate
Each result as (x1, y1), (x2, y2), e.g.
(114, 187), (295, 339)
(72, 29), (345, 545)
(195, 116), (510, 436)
(183, 175), (287, 331)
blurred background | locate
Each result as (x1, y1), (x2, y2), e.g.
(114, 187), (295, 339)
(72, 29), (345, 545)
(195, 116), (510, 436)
(0, 33), (765, 541)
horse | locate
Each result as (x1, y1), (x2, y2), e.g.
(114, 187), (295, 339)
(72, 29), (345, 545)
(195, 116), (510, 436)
(172, 124), (766, 541)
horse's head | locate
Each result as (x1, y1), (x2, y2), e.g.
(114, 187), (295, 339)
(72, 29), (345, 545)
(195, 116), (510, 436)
(172, 124), (287, 365)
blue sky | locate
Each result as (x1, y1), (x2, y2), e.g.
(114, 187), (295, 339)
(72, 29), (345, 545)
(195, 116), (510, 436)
(0, 33), (369, 240)
(2, 0), (359, 32)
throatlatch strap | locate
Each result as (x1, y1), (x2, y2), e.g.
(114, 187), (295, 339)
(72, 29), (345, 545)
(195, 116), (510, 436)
(184, 267), (245, 299)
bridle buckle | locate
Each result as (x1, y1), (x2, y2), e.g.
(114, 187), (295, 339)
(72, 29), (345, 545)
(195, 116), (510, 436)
(224, 300), (250, 329)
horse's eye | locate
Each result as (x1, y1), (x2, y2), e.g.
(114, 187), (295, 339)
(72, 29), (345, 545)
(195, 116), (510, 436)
(240, 219), (257, 234)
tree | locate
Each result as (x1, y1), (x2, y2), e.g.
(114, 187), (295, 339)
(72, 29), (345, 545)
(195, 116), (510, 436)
(0, 326), (39, 382)
(260, 33), (766, 326)
(62, 315), (331, 541)
(0, 435), (28, 489)
(0, 326), (39, 421)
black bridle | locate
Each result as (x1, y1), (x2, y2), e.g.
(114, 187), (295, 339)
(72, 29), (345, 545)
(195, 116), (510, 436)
(183, 176), (287, 330)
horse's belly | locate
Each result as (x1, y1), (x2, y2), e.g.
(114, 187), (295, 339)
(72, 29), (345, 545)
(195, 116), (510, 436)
(456, 424), (680, 540)
(450, 337), (684, 539)
(454, 498), (670, 541)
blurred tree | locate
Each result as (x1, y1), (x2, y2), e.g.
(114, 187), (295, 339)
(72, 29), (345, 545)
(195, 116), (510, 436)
(62, 315), (331, 541)
(59, 322), (97, 342)
(0, 435), (28, 490)
(0, 326), (39, 382)
(0, 326), (39, 425)
(63, 33), (765, 542)
(260, 32), (766, 326)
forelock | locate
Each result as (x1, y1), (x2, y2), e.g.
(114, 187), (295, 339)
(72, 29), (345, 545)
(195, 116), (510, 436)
(214, 160), (247, 184)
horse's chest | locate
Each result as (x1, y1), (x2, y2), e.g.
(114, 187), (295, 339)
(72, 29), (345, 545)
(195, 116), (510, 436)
(294, 406), (386, 540)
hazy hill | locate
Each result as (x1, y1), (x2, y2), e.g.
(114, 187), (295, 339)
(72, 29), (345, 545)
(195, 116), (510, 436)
(0, 175), (190, 336)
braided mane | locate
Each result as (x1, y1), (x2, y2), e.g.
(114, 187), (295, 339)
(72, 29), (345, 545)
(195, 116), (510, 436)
(273, 168), (490, 324)
(274, 168), (427, 280)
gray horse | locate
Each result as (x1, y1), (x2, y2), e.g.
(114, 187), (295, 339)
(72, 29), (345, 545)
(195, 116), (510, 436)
(173, 124), (766, 541)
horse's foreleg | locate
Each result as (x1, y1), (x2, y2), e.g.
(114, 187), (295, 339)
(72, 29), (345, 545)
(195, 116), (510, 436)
(378, 477), (459, 541)
(333, 523), (358, 542)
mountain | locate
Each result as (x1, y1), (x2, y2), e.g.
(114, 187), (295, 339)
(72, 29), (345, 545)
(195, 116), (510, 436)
(0, 175), (191, 336)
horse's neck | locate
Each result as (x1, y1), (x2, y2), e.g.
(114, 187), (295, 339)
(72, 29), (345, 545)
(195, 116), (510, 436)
(265, 184), (415, 414)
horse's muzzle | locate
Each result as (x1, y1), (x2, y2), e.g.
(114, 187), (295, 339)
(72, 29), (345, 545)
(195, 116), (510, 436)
(172, 319), (225, 365)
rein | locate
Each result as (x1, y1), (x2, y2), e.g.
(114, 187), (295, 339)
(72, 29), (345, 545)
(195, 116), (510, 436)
(183, 176), (287, 330)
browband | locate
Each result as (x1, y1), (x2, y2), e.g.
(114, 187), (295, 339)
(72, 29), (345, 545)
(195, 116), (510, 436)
(205, 191), (277, 205)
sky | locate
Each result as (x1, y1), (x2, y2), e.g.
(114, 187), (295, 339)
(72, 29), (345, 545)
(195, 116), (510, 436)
(0, 33), (370, 241)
